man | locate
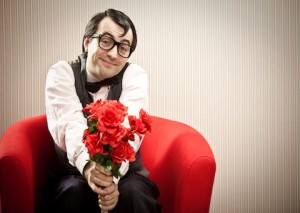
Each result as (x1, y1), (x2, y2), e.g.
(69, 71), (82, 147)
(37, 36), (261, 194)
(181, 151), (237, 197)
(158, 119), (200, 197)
(44, 9), (161, 213)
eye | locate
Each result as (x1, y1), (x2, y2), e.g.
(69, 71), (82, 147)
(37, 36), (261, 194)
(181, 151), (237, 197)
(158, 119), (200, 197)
(100, 37), (113, 47)
(119, 44), (130, 52)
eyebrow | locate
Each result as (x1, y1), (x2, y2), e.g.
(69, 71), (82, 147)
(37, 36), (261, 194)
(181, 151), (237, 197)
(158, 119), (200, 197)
(101, 32), (131, 45)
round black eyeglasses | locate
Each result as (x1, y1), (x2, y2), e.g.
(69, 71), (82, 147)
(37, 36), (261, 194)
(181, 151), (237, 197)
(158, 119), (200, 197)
(91, 34), (134, 58)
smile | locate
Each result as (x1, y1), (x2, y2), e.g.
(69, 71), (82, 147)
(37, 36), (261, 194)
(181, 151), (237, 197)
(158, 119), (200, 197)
(101, 58), (117, 66)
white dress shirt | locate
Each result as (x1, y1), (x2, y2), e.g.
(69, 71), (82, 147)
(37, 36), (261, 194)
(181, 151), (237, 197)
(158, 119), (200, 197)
(45, 60), (149, 178)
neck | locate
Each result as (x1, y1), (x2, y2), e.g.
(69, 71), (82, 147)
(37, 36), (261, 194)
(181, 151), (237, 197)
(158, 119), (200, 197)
(86, 69), (104, 82)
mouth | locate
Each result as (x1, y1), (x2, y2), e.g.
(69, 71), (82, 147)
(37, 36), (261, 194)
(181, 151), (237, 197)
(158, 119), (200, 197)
(100, 58), (117, 67)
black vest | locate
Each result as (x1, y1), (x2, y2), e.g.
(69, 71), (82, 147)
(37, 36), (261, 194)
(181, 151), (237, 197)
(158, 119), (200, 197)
(51, 55), (149, 177)
(70, 55), (128, 108)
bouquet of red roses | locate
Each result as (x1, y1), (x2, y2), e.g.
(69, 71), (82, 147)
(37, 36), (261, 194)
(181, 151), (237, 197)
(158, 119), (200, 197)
(82, 99), (152, 178)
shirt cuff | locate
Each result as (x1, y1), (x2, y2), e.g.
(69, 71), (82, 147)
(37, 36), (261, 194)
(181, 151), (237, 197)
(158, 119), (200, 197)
(113, 161), (129, 184)
(76, 150), (90, 175)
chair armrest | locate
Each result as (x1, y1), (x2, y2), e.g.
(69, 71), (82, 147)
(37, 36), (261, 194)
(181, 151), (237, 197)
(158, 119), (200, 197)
(0, 115), (54, 213)
(142, 116), (216, 213)
(170, 131), (216, 212)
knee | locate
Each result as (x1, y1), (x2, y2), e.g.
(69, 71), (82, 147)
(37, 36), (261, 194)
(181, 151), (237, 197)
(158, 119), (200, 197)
(62, 176), (98, 204)
(45, 175), (98, 213)
(121, 181), (143, 198)
(62, 176), (90, 197)
(114, 173), (161, 213)
(118, 174), (151, 198)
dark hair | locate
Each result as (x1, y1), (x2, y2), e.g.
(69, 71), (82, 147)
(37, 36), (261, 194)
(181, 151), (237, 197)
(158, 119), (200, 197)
(82, 9), (137, 58)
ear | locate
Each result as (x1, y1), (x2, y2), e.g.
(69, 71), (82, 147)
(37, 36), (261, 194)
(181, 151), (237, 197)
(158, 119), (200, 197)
(83, 37), (91, 52)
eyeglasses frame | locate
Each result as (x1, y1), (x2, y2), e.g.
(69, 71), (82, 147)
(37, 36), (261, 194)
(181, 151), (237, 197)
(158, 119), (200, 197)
(91, 34), (135, 58)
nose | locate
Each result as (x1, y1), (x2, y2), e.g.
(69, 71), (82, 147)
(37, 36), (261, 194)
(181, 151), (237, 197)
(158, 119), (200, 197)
(107, 44), (119, 59)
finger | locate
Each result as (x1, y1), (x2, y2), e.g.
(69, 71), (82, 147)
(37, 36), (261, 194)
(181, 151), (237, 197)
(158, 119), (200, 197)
(99, 197), (118, 211)
(87, 176), (109, 194)
(89, 182), (103, 194)
(98, 186), (119, 201)
(91, 166), (113, 180)
(90, 174), (113, 188)
(95, 164), (112, 176)
(97, 183), (118, 196)
(99, 195), (118, 205)
(91, 184), (117, 196)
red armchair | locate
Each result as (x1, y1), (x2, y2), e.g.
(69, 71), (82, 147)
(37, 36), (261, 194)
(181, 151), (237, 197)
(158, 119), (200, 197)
(0, 115), (216, 213)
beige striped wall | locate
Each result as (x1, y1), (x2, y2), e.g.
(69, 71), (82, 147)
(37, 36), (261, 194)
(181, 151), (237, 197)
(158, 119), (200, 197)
(1, 0), (299, 212)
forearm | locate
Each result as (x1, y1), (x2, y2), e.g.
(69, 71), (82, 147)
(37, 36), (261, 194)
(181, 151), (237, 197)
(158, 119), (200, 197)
(45, 60), (90, 174)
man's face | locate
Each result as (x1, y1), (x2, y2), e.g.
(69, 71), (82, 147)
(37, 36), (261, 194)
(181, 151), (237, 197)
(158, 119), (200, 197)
(84, 17), (133, 81)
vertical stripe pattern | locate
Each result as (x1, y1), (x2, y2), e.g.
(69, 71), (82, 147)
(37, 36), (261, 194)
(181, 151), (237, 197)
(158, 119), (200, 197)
(0, 0), (299, 212)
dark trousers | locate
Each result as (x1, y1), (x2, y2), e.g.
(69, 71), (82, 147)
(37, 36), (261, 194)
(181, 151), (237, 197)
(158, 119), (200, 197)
(41, 172), (161, 213)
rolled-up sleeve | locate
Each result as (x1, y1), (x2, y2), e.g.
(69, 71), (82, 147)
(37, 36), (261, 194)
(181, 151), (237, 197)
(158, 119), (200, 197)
(45, 61), (89, 174)
(117, 63), (149, 177)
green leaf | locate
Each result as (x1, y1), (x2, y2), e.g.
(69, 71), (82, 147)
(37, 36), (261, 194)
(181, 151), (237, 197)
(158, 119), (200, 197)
(87, 120), (98, 133)
(111, 163), (122, 178)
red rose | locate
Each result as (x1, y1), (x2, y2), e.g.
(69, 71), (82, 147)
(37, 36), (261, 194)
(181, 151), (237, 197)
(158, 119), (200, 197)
(128, 110), (152, 138)
(128, 116), (138, 129)
(111, 142), (136, 163)
(100, 126), (128, 147)
(139, 109), (152, 133)
(123, 142), (136, 162)
(96, 101), (127, 134)
(83, 131), (107, 156)
(126, 128), (135, 141)
(82, 100), (103, 119)
(108, 100), (128, 117)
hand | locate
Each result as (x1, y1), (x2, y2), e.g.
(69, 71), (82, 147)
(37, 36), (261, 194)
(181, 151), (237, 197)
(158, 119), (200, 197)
(98, 183), (119, 211)
(83, 162), (119, 211)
